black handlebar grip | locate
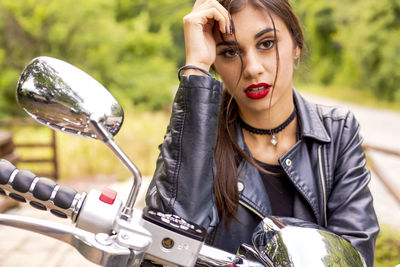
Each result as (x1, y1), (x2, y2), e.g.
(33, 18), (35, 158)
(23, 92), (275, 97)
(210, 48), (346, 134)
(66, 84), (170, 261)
(54, 186), (77, 209)
(12, 169), (36, 193)
(0, 159), (84, 221)
(0, 159), (17, 184)
(33, 178), (57, 201)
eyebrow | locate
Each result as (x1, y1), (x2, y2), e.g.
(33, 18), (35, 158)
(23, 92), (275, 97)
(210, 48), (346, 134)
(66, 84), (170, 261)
(216, 40), (238, 47)
(216, 27), (279, 47)
(254, 28), (278, 39)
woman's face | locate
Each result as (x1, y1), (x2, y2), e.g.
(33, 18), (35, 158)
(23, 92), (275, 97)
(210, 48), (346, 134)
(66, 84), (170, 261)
(213, 5), (299, 118)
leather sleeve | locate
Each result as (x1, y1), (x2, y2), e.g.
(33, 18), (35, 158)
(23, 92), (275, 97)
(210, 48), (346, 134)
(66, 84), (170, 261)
(145, 75), (222, 231)
(326, 111), (379, 267)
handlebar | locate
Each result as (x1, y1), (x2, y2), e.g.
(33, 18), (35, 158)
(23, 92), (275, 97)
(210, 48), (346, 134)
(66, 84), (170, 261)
(0, 159), (85, 222)
(0, 213), (263, 267)
(0, 159), (264, 267)
(0, 213), (132, 266)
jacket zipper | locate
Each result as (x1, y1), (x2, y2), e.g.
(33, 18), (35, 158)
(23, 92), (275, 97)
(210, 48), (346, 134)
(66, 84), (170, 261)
(239, 200), (264, 220)
(318, 145), (328, 227)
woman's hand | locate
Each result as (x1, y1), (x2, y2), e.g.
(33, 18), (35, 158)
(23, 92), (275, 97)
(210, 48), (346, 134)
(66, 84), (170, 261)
(182, 0), (231, 75)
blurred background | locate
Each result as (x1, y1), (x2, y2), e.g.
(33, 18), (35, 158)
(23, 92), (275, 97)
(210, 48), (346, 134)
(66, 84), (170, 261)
(0, 0), (399, 266)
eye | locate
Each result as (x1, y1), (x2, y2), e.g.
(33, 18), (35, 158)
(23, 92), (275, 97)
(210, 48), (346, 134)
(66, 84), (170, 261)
(258, 39), (275, 50)
(218, 48), (239, 59)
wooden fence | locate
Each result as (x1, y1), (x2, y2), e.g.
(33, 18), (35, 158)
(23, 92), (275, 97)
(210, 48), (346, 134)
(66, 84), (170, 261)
(0, 120), (58, 180)
(363, 144), (400, 204)
(0, 130), (19, 212)
(0, 131), (19, 164)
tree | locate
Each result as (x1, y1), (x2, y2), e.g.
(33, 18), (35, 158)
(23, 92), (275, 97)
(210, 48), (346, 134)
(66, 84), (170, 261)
(294, 0), (340, 84)
(0, 0), (192, 119)
(294, 0), (400, 101)
(334, 0), (400, 100)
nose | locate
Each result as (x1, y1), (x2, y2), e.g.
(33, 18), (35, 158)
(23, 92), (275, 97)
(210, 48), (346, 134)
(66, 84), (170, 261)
(242, 50), (265, 80)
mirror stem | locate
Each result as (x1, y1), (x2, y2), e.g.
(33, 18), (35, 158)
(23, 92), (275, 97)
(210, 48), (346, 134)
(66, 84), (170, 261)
(90, 120), (141, 219)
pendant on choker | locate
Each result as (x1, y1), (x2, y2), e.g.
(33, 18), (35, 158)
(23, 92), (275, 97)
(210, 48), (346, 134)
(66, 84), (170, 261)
(238, 107), (297, 146)
(270, 134), (278, 146)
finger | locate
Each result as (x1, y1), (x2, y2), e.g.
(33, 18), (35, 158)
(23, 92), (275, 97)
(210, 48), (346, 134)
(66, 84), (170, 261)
(198, 1), (230, 33)
(189, 0), (230, 34)
(201, 0), (230, 27)
(193, 0), (209, 9)
(191, 8), (227, 34)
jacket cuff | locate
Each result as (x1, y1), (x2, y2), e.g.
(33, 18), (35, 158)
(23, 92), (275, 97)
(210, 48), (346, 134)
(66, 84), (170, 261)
(180, 75), (222, 90)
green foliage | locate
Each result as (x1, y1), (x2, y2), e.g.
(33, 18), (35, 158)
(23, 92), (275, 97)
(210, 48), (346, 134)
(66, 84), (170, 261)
(115, 0), (190, 65)
(0, 0), (191, 118)
(334, 0), (400, 101)
(375, 225), (400, 267)
(294, 0), (400, 102)
(2, 0), (398, 112)
(295, 0), (340, 84)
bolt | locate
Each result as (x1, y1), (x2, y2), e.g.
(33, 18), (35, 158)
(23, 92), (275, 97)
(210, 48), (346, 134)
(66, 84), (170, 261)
(161, 238), (174, 249)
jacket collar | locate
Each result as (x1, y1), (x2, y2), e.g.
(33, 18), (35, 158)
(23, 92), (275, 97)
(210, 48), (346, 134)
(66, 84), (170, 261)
(235, 88), (331, 148)
(293, 89), (331, 143)
(234, 125), (270, 217)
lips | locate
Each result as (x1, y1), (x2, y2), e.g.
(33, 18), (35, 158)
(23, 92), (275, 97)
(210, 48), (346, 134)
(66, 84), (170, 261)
(244, 83), (271, 99)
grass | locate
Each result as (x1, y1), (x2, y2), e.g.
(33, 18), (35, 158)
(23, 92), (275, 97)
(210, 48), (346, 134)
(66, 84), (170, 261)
(296, 83), (400, 112)
(58, 109), (170, 181)
(375, 225), (400, 266)
(8, 108), (170, 181)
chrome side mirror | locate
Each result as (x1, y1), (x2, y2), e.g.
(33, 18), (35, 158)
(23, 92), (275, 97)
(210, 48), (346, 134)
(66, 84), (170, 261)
(17, 56), (123, 139)
(252, 217), (366, 267)
(16, 56), (140, 217)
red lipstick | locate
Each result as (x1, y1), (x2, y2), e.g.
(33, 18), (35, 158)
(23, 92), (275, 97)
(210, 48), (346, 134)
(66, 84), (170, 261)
(244, 83), (271, 99)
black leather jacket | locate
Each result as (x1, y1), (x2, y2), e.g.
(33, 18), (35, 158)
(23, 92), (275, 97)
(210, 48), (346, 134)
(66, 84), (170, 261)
(146, 75), (379, 266)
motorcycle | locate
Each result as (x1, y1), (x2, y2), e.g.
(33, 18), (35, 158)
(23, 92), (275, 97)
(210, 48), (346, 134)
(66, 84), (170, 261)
(0, 56), (366, 266)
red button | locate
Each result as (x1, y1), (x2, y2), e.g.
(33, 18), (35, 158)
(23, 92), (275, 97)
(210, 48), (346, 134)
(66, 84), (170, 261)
(99, 187), (117, 205)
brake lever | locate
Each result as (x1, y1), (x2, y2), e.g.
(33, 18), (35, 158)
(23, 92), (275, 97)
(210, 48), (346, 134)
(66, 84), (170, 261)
(0, 213), (131, 267)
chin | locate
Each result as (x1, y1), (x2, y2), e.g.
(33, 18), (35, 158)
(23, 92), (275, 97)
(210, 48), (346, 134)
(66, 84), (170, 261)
(241, 103), (271, 116)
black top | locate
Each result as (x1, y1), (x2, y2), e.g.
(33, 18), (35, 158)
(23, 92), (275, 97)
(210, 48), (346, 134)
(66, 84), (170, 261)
(255, 159), (296, 217)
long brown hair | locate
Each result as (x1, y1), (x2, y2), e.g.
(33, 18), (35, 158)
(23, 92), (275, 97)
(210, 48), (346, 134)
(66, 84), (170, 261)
(213, 0), (305, 222)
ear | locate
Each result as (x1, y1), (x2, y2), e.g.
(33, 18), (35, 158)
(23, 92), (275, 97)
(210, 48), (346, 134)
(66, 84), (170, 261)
(293, 46), (301, 60)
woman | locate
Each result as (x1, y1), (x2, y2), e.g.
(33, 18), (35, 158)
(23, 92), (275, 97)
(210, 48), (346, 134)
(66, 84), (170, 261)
(146, 0), (379, 265)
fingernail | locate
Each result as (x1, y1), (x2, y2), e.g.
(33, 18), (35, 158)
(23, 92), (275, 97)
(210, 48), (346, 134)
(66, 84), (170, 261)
(230, 19), (234, 35)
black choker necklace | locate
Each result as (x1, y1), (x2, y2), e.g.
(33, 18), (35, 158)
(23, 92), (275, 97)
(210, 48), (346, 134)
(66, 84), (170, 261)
(238, 107), (297, 146)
